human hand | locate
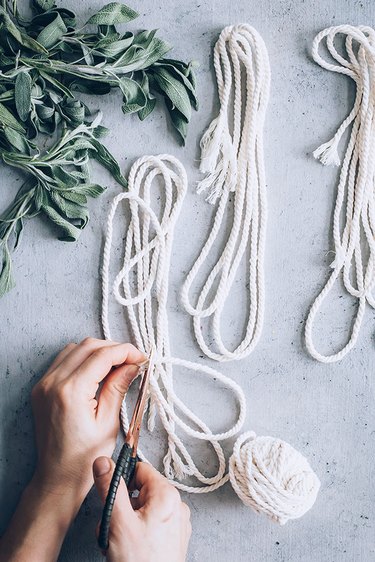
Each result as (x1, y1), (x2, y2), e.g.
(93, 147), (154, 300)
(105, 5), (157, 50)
(93, 457), (191, 562)
(31, 338), (146, 503)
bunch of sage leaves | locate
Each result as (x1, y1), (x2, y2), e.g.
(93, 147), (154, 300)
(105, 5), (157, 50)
(0, 0), (198, 297)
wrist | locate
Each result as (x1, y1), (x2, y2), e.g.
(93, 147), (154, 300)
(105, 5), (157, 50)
(0, 475), (87, 562)
(29, 467), (91, 519)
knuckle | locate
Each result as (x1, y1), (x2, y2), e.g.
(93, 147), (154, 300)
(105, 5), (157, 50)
(80, 336), (97, 347)
(160, 483), (181, 507)
(31, 378), (49, 400)
(121, 342), (139, 356)
(55, 381), (72, 405)
(92, 347), (109, 361)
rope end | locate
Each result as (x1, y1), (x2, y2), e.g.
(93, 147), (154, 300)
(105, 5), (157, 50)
(313, 139), (341, 166)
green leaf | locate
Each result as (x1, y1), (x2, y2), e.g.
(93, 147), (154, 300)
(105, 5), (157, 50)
(40, 71), (74, 98)
(92, 125), (109, 138)
(133, 29), (157, 49)
(99, 34), (134, 57)
(34, 0), (56, 11)
(154, 61), (198, 110)
(113, 37), (171, 71)
(50, 192), (89, 228)
(34, 183), (48, 212)
(65, 138), (95, 154)
(61, 191), (87, 205)
(119, 77), (147, 113)
(55, 8), (76, 28)
(88, 138), (127, 187)
(0, 102), (25, 133)
(74, 183), (106, 197)
(31, 83), (44, 100)
(51, 166), (79, 188)
(140, 72), (151, 96)
(138, 96), (156, 120)
(13, 219), (24, 250)
(96, 25), (120, 45)
(37, 13), (67, 49)
(152, 67), (191, 121)
(86, 3), (139, 25)
(165, 98), (188, 144)
(36, 103), (55, 121)
(0, 244), (14, 298)
(41, 203), (81, 241)
(0, 7), (48, 54)
(61, 99), (86, 125)
(69, 78), (111, 95)
(3, 126), (30, 153)
(15, 72), (32, 122)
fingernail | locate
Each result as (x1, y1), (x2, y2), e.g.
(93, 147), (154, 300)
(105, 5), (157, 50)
(93, 457), (111, 477)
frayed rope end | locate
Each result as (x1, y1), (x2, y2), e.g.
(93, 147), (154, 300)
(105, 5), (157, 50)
(313, 139), (341, 167)
(199, 116), (224, 174)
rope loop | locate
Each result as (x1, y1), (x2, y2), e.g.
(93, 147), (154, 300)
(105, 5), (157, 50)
(181, 24), (271, 362)
(102, 154), (246, 493)
(305, 25), (375, 362)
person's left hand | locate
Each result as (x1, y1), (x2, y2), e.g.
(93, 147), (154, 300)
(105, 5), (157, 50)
(31, 338), (146, 503)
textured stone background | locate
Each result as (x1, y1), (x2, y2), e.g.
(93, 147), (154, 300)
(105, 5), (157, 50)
(1, 0), (375, 560)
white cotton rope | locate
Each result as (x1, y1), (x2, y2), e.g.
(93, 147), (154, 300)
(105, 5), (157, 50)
(305, 25), (375, 363)
(101, 153), (320, 523)
(229, 432), (320, 525)
(102, 154), (247, 493)
(181, 24), (270, 362)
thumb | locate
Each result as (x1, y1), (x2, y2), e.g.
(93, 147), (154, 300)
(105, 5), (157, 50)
(93, 456), (135, 522)
(98, 363), (139, 420)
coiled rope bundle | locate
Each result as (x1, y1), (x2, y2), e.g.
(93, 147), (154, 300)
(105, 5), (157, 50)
(305, 25), (375, 362)
(229, 432), (320, 525)
(181, 24), (270, 362)
(102, 153), (320, 522)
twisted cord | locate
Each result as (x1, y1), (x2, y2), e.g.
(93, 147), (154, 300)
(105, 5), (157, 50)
(180, 24), (271, 362)
(101, 154), (319, 521)
(305, 25), (375, 362)
(102, 154), (246, 493)
(229, 432), (321, 524)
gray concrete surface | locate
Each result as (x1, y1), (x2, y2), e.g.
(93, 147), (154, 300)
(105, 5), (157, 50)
(1, 0), (375, 560)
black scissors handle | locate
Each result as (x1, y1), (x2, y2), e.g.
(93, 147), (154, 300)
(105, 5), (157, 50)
(98, 442), (137, 551)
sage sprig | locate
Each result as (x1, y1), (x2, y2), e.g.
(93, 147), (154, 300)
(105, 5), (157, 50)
(0, 0), (198, 297)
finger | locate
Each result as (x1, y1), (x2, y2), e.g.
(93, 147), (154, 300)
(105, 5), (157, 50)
(72, 343), (147, 395)
(131, 461), (164, 491)
(131, 463), (181, 517)
(181, 502), (191, 521)
(44, 343), (77, 376)
(52, 338), (122, 381)
(97, 364), (140, 421)
(130, 494), (141, 510)
(93, 456), (136, 525)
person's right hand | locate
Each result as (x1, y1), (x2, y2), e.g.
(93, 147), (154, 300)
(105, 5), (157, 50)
(93, 457), (191, 562)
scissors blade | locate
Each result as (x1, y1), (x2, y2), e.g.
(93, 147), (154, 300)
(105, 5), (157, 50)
(126, 347), (155, 451)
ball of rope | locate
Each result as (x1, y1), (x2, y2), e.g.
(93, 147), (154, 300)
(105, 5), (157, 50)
(229, 432), (321, 524)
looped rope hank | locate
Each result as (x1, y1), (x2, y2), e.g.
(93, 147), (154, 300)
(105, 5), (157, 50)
(101, 153), (320, 522)
(229, 432), (321, 524)
(102, 154), (247, 493)
(305, 25), (375, 363)
(181, 24), (270, 362)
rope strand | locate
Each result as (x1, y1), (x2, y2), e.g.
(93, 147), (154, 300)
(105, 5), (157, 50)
(102, 154), (246, 493)
(305, 25), (375, 362)
(181, 24), (270, 362)
(101, 153), (320, 520)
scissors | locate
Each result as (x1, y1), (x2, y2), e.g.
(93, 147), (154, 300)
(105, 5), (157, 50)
(98, 348), (155, 551)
